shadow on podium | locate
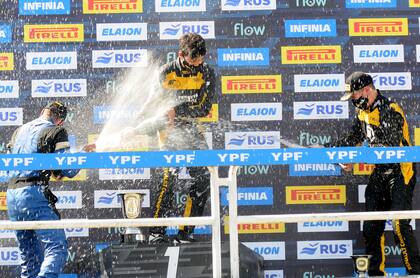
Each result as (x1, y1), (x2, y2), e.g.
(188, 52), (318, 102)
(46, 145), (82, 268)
(98, 241), (264, 278)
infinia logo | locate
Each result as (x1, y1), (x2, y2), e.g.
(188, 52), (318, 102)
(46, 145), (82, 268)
(19, 0), (71, 15)
(220, 187), (273, 206)
(346, 0), (396, 8)
(285, 19), (336, 38)
(218, 48), (269, 67)
(349, 18), (408, 36)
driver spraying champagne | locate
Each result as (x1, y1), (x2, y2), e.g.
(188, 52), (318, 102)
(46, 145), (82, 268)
(122, 33), (216, 244)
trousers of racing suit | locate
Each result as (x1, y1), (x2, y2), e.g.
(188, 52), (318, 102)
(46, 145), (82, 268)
(150, 120), (210, 236)
(7, 117), (79, 278)
(364, 166), (420, 276)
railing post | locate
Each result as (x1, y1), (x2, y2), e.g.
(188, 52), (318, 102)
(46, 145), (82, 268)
(208, 166), (222, 278)
(228, 166), (240, 278)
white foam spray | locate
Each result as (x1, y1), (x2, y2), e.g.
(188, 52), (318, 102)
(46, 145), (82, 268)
(95, 61), (177, 152)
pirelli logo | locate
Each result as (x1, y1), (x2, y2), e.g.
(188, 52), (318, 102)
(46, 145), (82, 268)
(415, 128), (420, 146)
(83, 0), (143, 14)
(286, 185), (346, 204)
(409, 0), (420, 7)
(24, 24), (84, 43)
(349, 18), (408, 36)
(222, 75), (282, 94)
(281, 46), (341, 64)
(0, 53), (14, 71)
(0, 192), (6, 210)
(199, 104), (218, 123)
(353, 163), (374, 175)
(224, 217), (285, 234)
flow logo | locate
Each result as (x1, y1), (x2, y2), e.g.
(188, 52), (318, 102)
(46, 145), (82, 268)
(297, 240), (352, 259)
(220, 187), (273, 206)
(0, 247), (21, 265)
(370, 72), (411, 90)
(233, 22), (266, 37)
(289, 163), (341, 176)
(96, 23), (147, 41)
(155, 0), (206, 12)
(285, 19), (336, 38)
(160, 21), (215, 39)
(92, 49), (147, 68)
(298, 221), (349, 232)
(294, 101), (348, 120)
(346, 0), (396, 8)
(32, 79), (87, 97)
(231, 103), (282, 121)
(0, 25), (12, 43)
(0, 80), (19, 98)
(99, 167), (150, 180)
(291, 0), (332, 7)
(0, 108), (23, 126)
(53, 191), (82, 209)
(243, 242), (285, 260)
(353, 44), (404, 63)
(94, 189), (150, 208)
(26, 51), (77, 70)
(225, 131), (281, 149)
(19, 0), (71, 15)
(222, 0), (276, 10)
(218, 48), (269, 67)
(294, 74), (344, 92)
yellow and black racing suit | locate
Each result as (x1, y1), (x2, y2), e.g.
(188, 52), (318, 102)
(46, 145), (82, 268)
(150, 57), (215, 239)
(327, 91), (420, 275)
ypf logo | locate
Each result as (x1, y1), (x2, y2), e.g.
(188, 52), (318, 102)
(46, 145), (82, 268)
(160, 21), (215, 39)
(297, 240), (352, 259)
(32, 79), (87, 97)
(221, 0), (276, 11)
(92, 49), (148, 68)
(293, 101), (348, 120)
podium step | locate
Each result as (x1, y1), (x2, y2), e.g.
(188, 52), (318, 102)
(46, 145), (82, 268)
(98, 241), (264, 278)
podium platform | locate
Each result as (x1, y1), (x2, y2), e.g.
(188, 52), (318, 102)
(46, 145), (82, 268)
(98, 241), (264, 278)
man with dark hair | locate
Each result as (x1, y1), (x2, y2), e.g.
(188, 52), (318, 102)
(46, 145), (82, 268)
(7, 101), (95, 278)
(147, 32), (215, 244)
(327, 72), (420, 275)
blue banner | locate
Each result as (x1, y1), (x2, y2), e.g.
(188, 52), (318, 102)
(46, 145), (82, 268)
(0, 146), (418, 171)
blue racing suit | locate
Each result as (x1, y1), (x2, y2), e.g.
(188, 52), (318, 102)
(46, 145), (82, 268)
(7, 117), (79, 278)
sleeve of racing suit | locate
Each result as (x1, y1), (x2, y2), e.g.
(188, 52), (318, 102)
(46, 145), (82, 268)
(368, 108), (404, 147)
(52, 128), (80, 178)
(174, 66), (216, 118)
(324, 115), (365, 147)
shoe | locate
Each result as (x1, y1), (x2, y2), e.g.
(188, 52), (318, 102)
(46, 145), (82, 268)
(148, 233), (169, 244)
(174, 230), (196, 244)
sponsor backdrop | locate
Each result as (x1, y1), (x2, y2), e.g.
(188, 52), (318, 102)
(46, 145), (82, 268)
(0, 0), (420, 277)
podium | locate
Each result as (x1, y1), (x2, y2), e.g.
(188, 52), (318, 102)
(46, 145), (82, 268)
(98, 241), (264, 278)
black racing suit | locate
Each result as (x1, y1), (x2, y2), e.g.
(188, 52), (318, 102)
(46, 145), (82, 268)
(327, 91), (420, 275)
(150, 57), (215, 238)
